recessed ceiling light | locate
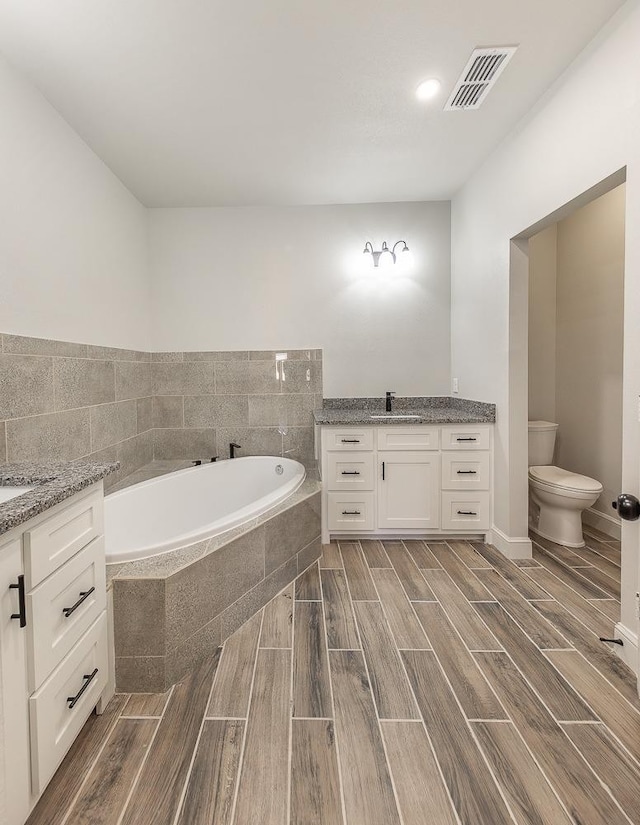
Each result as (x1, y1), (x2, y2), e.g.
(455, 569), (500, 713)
(415, 78), (441, 101)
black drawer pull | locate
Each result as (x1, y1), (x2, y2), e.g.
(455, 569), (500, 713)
(456, 437), (477, 442)
(342, 510), (361, 516)
(382, 461), (385, 481)
(63, 587), (96, 619)
(9, 574), (26, 628)
(457, 510), (478, 516)
(67, 668), (99, 709)
(341, 439), (360, 443)
(456, 470), (477, 475)
(341, 471), (361, 476)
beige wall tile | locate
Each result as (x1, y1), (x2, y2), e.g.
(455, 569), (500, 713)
(0, 422), (6, 463)
(153, 396), (184, 428)
(281, 360), (322, 394)
(54, 358), (115, 409)
(184, 395), (248, 428)
(152, 362), (214, 395)
(186, 351), (248, 361)
(116, 361), (152, 400)
(215, 361), (281, 395)
(3, 334), (88, 358)
(136, 397), (153, 433)
(6, 408), (91, 462)
(90, 400), (137, 452)
(248, 394), (315, 427)
(0, 354), (54, 419)
(154, 428), (217, 460)
(113, 579), (166, 657)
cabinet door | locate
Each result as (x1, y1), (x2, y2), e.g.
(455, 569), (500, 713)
(377, 453), (440, 530)
(0, 536), (31, 824)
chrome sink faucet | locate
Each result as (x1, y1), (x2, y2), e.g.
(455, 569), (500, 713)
(386, 391), (396, 413)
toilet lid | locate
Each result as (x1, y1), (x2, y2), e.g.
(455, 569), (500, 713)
(529, 465), (603, 493)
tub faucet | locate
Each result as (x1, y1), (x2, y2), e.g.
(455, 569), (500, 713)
(386, 391), (396, 413)
(230, 442), (241, 459)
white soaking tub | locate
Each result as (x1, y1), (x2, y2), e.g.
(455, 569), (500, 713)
(105, 456), (306, 563)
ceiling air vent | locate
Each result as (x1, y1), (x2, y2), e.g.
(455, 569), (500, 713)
(444, 46), (518, 111)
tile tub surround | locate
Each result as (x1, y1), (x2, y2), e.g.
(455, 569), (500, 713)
(0, 334), (323, 485)
(0, 460), (118, 535)
(111, 481), (321, 692)
(315, 396), (496, 425)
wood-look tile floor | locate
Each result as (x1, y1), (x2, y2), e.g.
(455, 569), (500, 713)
(29, 530), (639, 825)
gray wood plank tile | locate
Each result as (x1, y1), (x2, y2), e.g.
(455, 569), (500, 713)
(412, 602), (506, 720)
(260, 585), (293, 648)
(207, 611), (261, 718)
(571, 545), (621, 578)
(234, 649), (291, 825)
(353, 601), (419, 719)
(177, 720), (243, 825)
(320, 569), (360, 650)
(588, 598), (620, 621)
(370, 568), (431, 650)
(421, 568), (502, 651)
(329, 651), (401, 825)
(63, 719), (155, 825)
(402, 650), (513, 825)
(320, 543), (343, 569)
(532, 546), (611, 598)
(403, 539), (443, 569)
(474, 602), (594, 721)
(383, 540), (435, 601)
(562, 722), (640, 822)
(447, 540), (493, 569)
(472, 721), (573, 825)
(296, 563), (322, 600)
(473, 568), (570, 649)
(512, 557), (542, 568)
(532, 534), (587, 566)
(291, 720), (343, 825)
(474, 652), (629, 825)
(120, 657), (219, 825)
(427, 543), (493, 600)
(293, 601), (332, 717)
(26, 694), (129, 825)
(121, 692), (169, 718)
(566, 560), (620, 599)
(381, 721), (458, 825)
(546, 650), (640, 760)
(360, 539), (392, 568)
(339, 541), (378, 600)
(582, 534), (622, 565)
(472, 543), (552, 599)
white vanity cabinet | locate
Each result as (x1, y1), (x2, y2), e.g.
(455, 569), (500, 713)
(0, 482), (109, 825)
(320, 424), (493, 541)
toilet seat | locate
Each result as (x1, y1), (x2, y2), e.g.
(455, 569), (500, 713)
(528, 465), (602, 494)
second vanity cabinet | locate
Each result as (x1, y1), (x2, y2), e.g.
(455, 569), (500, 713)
(321, 424), (492, 541)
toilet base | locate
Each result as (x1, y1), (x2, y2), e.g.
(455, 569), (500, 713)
(530, 507), (586, 548)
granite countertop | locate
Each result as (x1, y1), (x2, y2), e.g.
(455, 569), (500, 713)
(314, 396), (496, 426)
(0, 461), (119, 536)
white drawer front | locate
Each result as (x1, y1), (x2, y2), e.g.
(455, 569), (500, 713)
(441, 452), (490, 490)
(441, 426), (491, 451)
(327, 492), (374, 531)
(29, 613), (108, 794)
(27, 536), (106, 691)
(326, 453), (375, 491)
(441, 492), (490, 531)
(25, 487), (104, 589)
(377, 427), (439, 451)
(325, 428), (374, 451)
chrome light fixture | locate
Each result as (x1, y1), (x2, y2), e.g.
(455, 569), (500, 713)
(363, 240), (410, 268)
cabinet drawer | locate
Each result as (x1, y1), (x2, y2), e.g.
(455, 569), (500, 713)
(441, 492), (490, 530)
(29, 613), (108, 794)
(25, 487), (104, 589)
(326, 453), (374, 491)
(27, 536), (106, 691)
(377, 427), (439, 451)
(324, 428), (374, 451)
(327, 492), (374, 531)
(441, 426), (491, 451)
(441, 452), (490, 490)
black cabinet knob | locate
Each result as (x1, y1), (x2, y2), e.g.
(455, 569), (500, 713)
(612, 493), (640, 521)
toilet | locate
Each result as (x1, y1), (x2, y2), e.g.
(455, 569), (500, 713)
(528, 421), (603, 548)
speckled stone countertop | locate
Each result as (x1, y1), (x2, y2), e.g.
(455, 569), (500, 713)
(314, 396), (496, 426)
(0, 461), (119, 536)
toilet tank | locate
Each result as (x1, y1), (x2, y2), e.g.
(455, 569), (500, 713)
(528, 421), (558, 466)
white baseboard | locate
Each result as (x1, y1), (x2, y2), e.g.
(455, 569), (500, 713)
(583, 507), (621, 540)
(488, 526), (533, 560)
(613, 621), (638, 674)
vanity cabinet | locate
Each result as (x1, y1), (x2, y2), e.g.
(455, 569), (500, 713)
(320, 424), (492, 541)
(0, 483), (109, 825)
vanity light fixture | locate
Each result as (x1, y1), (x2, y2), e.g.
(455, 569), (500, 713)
(362, 240), (410, 268)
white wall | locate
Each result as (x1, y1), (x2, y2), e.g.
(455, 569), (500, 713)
(149, 202), (451, 397)
(528, 225), (558, 422)
(451, 0), (640, 630)
(0, 54), (150, 349)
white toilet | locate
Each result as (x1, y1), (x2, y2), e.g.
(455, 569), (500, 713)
(528, 421), (603, 548)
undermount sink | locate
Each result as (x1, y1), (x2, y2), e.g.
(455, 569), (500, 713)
(369, 414), (422, 420)
(0, 486), (34, 505)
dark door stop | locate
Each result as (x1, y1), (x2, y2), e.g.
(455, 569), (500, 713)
(599, 637), (624, 646)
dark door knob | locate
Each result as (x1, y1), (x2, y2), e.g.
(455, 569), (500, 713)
(612, 493), (640, 521)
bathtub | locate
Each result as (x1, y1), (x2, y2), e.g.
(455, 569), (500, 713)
(105, 456), (306, 563)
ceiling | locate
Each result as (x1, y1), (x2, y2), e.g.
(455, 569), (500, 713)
(0, 0), (625, 207)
